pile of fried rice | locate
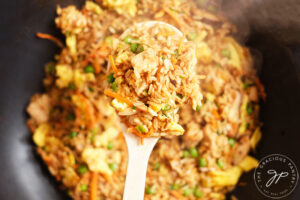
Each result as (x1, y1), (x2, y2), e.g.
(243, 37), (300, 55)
(27, 0), (265, 199)
(105, 22), (202, 137)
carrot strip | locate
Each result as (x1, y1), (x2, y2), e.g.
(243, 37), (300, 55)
(104, 90), (133, 106)
(36, 32), (64, 48)
(90, 172), (98, 200)
(109, 55), (119, 74)
(170, 190), (185, 199)
(164, 8), (184, 29)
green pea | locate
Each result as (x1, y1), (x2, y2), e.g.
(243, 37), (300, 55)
(221, 49), (230, 58)
(153, 162), (160, 170)
(77, 164), (88, 174)
(196, 105), (202, 112)
(189, 147), (198, 158)
(216, 159), (224, 168)
(108, 163), (118, 172)
(187, 32), (197, 41)
(84, 65), (94, 73)
(124, 36), (133, 44)
(80, 185), (88, 192)
(66, 114), (75, 121)
(130, 43), (139, 53)
(183, 150), (190, 158)
(69, 131), (78, 138)
(68, 83), (76, 90)
(228, 138), (236, 147)
(107, 142), (114, 150)
(183, 187), (192, 197)
(145, 185), (155, 195)
(169, 183), (179, 190)
(107, 73), (115, 83)
(198, 158), (207, 167)
(194, 188), (203, 198)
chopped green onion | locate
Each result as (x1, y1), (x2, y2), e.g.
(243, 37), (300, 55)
(183, 187), (192, 197)
(162, 104), (172, 112)
(243, 82), (252, 89)
(69, 131), (78, 138)
(228, 138), (236, 147)
(136, 125), (147, 133)
(189, 147), (198, 158)
(216, 159), (224, 168)
(68, 83), (76, 90)
(111, 82), (118, 92)
(47, 64), (55, 73)
(153, 162), (160, 170)
(139, 45), (144, 53)
(221, 49), (231, 58)
(80, 185), (88, 192)
(196, 105), (202, 112)
(145, 186), (155, 195)
(84, 65), (94, 73)
(124, 36), (133, 44)
(169, 183), (179, 190)
(174, 49), (179, 57)
(107, 142), (114, 150)
(109, 163), (118, 172)
(77, 164), (88, 174)
(183, 150), (190, 158)
(107, 73), (115, 83)
(177, 93), (183, 99)
(132, 105), (136, 110)
(194, 188), (203, 198)
(130, 43), (139, 53)
(198, 158), (207, 167)
(187, 32), (197, 41)
(162, 55), (166, 60)
(246, 102), (253, 115)
(66, 114), (75, 121)
(88, 87), (94, 92)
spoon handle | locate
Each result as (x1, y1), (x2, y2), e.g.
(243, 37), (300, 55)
(123, 132), (158, 200)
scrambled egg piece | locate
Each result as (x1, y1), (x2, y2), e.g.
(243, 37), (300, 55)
(85, 1), (103, 15)
(238, 156), (259, 172)
(112, 98), (128, 111)
(150, 104), (163, 113)
(33, 123), (50, 147)
(238, 96), (248, 134)
(196, 42), (212, 64)
(94, 127), (119, 147)
(250, 128), (262, 151)
(102, 0), (137, 17)
(66, 33), (77, 56)
(225, 37), (245, 70)
(81, 147), (112, 175)
(56, 64), (73, 88)
(166, 122), (184, 134)
(73, 69), (95, 90)
(116, 51), (130, 65)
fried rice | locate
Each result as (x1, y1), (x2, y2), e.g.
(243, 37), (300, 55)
(105, 22), (202, 137)
(26, 0), (265, 199)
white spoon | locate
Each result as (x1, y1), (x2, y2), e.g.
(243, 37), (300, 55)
(120, 21), (184, 200)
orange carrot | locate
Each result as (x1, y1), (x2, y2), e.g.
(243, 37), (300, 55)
(90, 172), (98, 200)
(170, 190), (185, 199)
(109, 55), (118, 74)
(104, 90), (133, 106)
(36, 32), (64, 48)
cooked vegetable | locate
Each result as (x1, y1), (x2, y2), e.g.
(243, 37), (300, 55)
(161, 104), (172, 112)
(198, 158), (207, 167)
(194, 188), (203, 198)
(189, 147), (198, 158)
(228, 138), (235, 147)
(130, 43), (139, 53)
(183, 187), (192, 197)
(246, 102), (253, 115)
(77, 164), (88, 174)
(69, 131), (78, 138)
(80, 185), (88, 192)
(108, 163), (118, 172)
(169, 183), (179, 190)
(107, 73), (115, 83)
(84, 65), (94, 73)
(153, 162), (160, 170)
(136, 125), (147, 133)
(145, 186), (156, 195)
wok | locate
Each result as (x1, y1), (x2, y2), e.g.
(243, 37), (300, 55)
(0, 0), (299, 199)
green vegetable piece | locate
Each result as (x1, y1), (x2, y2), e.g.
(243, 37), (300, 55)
(243, 82), (252, 89)
(136, 125), (147, 133)
(84, 65), (94, 73)
(47, 64), (55, 73)
(162, 104), (172, 112)
(78, 164), (88, 174)
(66, 114), (75, 121)
(183, 187), (192, 197)
(177, 93), (183, 99)
(107, 73), (115, 83)
(69, 131), (78, 138)
(221, 49), (231, 58)
(189, 147), (198, 158)
(174, 49), (179, 57)
(88, 87), (94, 92)
(107, 142), (114, 150)
(194, 188), (203, 198)
(196, 105), (202, 112)
(183, 150), (190, 158)
(246, 102), (253, 115)
(187, 32), (197, 41)
(216, 159), (224, 168)
(169, 183), (179, 190)
(145, 186), (156, 195)
(80, 185), (88, 192)
(132, 105), (136, 110)
(124, 36), (133, 44)
(130, 43), (139, 53)
(228, 137), (236, 147)
(111, 82), (118, 92)
(153, 162), (160, 170)
(198, 158), (207, 167)
(109, 163), (118, 172)
(68, 83), (76, 90)
(139, 45), (144, 53)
